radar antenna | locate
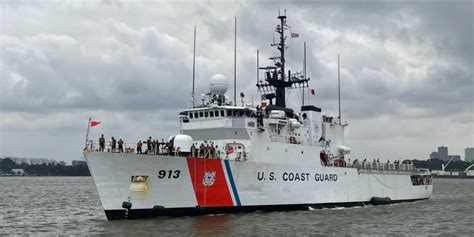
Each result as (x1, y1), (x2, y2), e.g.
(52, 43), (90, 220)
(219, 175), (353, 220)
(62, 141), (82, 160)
(256, 11), (310, 108)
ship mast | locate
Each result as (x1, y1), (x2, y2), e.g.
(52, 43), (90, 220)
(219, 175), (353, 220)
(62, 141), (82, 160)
(275, 13), (287, 107)
(257, 11), (309, 109)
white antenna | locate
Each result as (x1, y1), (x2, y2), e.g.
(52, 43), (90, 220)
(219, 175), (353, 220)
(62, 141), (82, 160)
(233, 17), (237, 106)
(338, 54), (341, 121)
(302, 42), (306, 106)
(256, 49), (259, 83)
(192, 26), (196, 108)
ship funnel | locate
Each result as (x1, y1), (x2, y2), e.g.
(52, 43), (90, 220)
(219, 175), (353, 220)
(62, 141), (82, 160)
(209, 74), (228, 96)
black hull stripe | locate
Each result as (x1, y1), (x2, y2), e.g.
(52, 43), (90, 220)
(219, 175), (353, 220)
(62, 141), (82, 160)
(104, 198), (429, 220)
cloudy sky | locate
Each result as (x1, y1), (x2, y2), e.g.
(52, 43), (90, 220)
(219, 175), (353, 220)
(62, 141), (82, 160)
(0, 1), (472, 163)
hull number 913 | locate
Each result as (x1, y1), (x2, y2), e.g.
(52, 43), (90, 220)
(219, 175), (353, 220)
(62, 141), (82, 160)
(158, 170), (180, 179)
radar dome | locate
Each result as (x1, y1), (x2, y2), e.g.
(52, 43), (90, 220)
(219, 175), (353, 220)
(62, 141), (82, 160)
(173, 134), (193, 152)
(209, 74), (228, 96)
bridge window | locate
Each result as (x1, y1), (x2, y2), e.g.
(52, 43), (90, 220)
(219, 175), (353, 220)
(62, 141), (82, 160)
(189, 113), (194, 119)
(210, 111), (214, 117)
(220, 110), (225, 117)
(194, 112), (198, 118)
(214, 111), (219, 117)
(227, 110), (232, 117)
(199, 112), (203, 118)
(204, 111), (209, 118)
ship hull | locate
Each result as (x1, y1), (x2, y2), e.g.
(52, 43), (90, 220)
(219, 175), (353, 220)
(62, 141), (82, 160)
(84, 152), (433, 220)
(104, 198), (429, 220)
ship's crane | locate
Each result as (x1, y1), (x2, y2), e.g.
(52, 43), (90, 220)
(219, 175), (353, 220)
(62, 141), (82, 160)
(465, 164), (474, 172)
(441, 156), (456, 172)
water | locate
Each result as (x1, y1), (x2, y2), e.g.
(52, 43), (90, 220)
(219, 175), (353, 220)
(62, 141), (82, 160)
(0, 177), (472, 235)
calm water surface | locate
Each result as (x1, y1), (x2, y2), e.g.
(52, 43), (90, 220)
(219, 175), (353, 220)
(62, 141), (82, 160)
(0, 177), (472, 235)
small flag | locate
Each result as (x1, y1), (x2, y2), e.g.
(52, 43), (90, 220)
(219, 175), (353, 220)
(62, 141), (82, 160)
(90, 121), (101, 127)
(309, 88), (316, 95)
(291, 32), (299, 38)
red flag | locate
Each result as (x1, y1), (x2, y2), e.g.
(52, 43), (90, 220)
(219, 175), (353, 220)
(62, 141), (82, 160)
(291, 32), (299, 38)
(309, 88), (316, 95)
(90, 121), (101, 127)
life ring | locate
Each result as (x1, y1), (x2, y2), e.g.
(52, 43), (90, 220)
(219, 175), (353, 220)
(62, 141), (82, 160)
(334, 159), (345, 167)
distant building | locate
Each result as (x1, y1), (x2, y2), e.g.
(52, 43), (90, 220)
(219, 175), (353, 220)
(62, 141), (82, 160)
(430, 151), (439, 160)
(30, 158), (50, 165)
(72, 160), (87, 166)
(438, 146), (448, 161)
(466, 148), (474, 162)
(448, 155), (461, 162)
(2, 156), (56, 165)
(11, 169), (25, 176)
(7, 157), (31, 165)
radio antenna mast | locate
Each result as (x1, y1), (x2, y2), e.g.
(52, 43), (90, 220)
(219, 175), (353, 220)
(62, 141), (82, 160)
(257, 49), (259, 83)
(233, 17), (237, 106)
(338, 54), (341, 121)
(192, 26), (196, 108)
(303, 42), (306, 106)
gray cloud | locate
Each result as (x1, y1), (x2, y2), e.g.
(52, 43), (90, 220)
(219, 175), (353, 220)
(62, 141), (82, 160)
(0, 1), (472, 162)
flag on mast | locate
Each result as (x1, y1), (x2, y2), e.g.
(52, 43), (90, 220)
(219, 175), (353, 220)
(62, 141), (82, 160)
(291, 32), (299, 38)
(90, 120), (101, 127)
(309, 88), (316, 95)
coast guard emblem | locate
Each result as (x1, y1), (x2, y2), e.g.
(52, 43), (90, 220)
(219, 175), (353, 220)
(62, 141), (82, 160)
(202, 171), (216, 186)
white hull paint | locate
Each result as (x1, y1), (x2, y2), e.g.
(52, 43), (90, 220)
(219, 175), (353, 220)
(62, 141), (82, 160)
(84, 152), (432, 219)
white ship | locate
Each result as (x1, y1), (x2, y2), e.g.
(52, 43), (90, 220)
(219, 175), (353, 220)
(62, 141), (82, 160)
(84, 13), (433, 220)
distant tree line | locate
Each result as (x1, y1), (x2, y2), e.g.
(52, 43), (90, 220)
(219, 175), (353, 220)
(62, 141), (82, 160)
(0, 158), (90, 176)
(409, 158), (473, 171)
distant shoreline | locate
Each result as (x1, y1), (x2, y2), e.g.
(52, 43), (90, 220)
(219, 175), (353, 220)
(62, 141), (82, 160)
(0, 175), (91, 177)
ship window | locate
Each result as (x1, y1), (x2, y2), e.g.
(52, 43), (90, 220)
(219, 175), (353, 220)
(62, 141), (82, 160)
(194, 112), (198, 118)
(189, 113), (194, 119)
(204, 112), (209, 117)
(214, 111), (219, 117)
(227, 110), (232, 117)
(199, 112), (203, 118)
(245, 111), (251, 117)
(239, 110), (244, 116)
(233, 110), (239, 117)
(220, 110), (225, 117)
(209, 111), (214, 117)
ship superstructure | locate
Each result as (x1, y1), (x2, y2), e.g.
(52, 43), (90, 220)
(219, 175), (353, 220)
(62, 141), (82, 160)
(83, 12), (432, 220)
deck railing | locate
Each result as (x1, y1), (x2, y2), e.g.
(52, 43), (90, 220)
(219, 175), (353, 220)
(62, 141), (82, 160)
(84, 140), (248, 161)
(345, 161), (415, 174)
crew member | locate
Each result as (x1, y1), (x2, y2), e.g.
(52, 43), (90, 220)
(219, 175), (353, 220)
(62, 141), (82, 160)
(118, 137), (124, 153)
(146, 136), (153, 153)
(99, 134), (105, 152)
(191, 143), (196, 157)
(111, 137), (117, 152)
(137, 141), (143, 154)
(155, 139), (160, 155)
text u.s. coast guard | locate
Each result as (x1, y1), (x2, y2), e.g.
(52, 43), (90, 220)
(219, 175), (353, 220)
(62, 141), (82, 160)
(257, 171), (338, 182)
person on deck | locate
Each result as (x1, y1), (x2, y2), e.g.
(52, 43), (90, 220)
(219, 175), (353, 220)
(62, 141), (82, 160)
(190, 144), (196, 157)
(99, 134), (105, 152)
(146, 136), (153, 153)
(137, 141), (143, 154)
(155, 139), (160, 155)
(118, 137), (124, 153)
(111, 137), (117, 152)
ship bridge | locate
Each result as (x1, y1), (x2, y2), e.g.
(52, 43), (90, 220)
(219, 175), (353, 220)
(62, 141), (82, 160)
(179, 106), (257, 141)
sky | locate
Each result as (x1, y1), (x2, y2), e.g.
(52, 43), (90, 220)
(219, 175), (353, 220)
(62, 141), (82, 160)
(0, 1), (473, 163)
